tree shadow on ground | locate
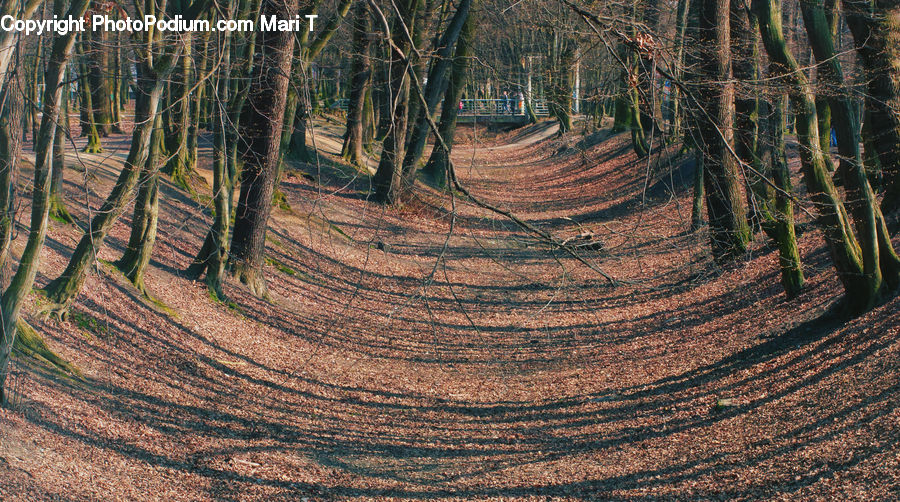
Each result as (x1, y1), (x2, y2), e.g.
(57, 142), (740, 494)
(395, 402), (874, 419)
(19, 290), (899, 498)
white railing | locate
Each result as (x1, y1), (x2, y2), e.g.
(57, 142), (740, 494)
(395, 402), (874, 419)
(458, 98), (549, 117)
(328, 97), (551, 118)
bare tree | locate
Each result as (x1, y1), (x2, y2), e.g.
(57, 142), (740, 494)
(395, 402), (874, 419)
(228, 0), (298, 297)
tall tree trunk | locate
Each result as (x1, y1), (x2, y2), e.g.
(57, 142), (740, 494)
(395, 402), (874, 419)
(862, 103), (883, 188)
(286, 92), (312, 163)
(162, 32), (194, 189)
(613, 37), (647, 154)
(111, 30), (124, 133)
(187, 33), (211, 177)
(50, 73), (74, 224)
(731, 0), (768, 233)
(754, 0), (879, 313)
(86, 26), (112, 137)
(767, 92), (804, 297)
(372, 0), (419, 204)
(844, 0), (900, 216)
(363, 86), (375, 148)
(205, 62), (232, 300)
(627, 82), (648, 157)
(228, 0), (297, 297)
(0, 65), (24, 282)
(0, 0), (43, 89)
(373, 50), (393, 141)
(403, 0), (433, 148)
(42, 46), (181, 313)
(77, 38), (103, 153)
(669, 0), (692, 140)
(279, 0), (352, 163)
(801, 0), (900, 289)
(636, 0), (663, 135)
(29, 39), (42, 142)
(401, 0), (474, 183)
(114, 115), (163, 295)
(548, 34), (574, 135)
(695, 0), (750, 261)
(187, 26), (243, 293)
(342, 1), (374, 166)
(422, 2), (476, 187)
(0, 0), (90, 404)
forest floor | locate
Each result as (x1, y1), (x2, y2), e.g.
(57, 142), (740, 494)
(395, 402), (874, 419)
(0, 115), (898, 501)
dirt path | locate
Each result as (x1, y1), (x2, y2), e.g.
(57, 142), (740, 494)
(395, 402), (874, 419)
(305, 117), (560, 176)
(1, 120), (898, 500)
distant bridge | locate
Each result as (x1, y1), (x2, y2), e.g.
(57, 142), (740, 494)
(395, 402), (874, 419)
(329, 98), (550, 126)
(456, 98), (549, 125)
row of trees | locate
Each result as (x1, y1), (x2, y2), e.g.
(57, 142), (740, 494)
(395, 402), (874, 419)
(0, 0), (484, 402)
(686, 0), (900, 313)
(561, 0), (899, 314)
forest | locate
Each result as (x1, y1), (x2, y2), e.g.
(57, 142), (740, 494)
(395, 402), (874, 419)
(0, 0), (898, 498)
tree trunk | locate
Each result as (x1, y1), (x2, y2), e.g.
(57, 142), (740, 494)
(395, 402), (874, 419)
(669, 0), (692, 140)
(627, 83), (648, 157)
(372, 0), (418, 204)
(228, 0), (297, 297)
(613, 40), (648, 155)
(754, 0), (879, 313)
(844, 0), (900, 216)
(29, 39), (42, 143)
(422, 3), (476, 187)
(187, 33), (210, 177)
(283, 82), (312, 161)
(403, 0), (432, 148)
(111, 31), (124, 133)
(731, 0), (768, 233)
(401, 0), (474, 183)
(206, 68), (232, 299)
(695, 0), (750, 261)
(548, 34), (574, 135)
(77, 38), (103, 153)
(374, 51), (393, 141)
(278, 0), (352, 164)
(86, 26), (112, 136)
(0, 0), (43, 90)
(187, 32), (235, 295)
(862, 103), (883, 189)
(114, 115), (163, 295)
(162, 32), (193, 189)
(767, 92), (804, 297)
(50, 75), (74, 224)
(0, 0), (90, 404)
(363, 86), (375, 148)
(341, 1), (374, 166)
(636, 0), (663, 135)
(42, 49), (180, 313)
(612, 92), (633, 133)
(0, 66), (24, 282)
(801, 0), (900, 289)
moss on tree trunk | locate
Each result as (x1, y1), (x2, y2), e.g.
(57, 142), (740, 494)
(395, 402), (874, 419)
(0, 0), (90, 401)
(755, 0), (880, 313)
(42, 45), (179, 314)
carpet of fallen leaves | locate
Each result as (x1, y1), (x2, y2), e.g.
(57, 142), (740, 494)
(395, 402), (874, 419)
(0, 117), (898, 501)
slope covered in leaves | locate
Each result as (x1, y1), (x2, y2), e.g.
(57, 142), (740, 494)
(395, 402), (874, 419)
(0, 119), (897, 500)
